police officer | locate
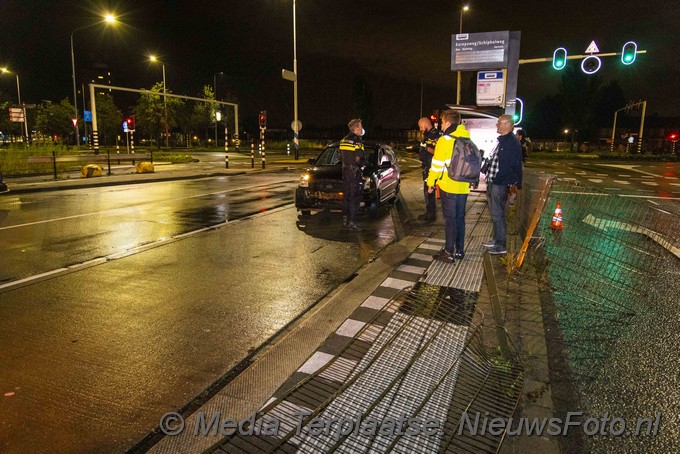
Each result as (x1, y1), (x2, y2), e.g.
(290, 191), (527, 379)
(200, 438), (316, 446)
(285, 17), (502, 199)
(340, 118), (365, 230)
(417, 117), (441, 222)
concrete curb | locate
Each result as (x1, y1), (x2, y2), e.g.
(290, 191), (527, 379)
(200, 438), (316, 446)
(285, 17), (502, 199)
(3, 171), (247, 194)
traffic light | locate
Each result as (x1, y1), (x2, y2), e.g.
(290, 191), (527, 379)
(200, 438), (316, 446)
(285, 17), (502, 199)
(669, 133), (678, 141)
(429, 112), (437, 124)
(552, 47), (567, 70)
(581, 55), (602, 74)
(126, 117), (133, 129)
(258, 110), (267, 128)
(621, 41), (637, 65)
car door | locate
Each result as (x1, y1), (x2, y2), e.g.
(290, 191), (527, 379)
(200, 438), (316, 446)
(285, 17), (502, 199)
(376, 146), (399, 201)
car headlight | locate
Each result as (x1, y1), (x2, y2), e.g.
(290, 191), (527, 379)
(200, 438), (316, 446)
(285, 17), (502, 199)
(299, 173), (310, 187)
(363, 176), (371, 190)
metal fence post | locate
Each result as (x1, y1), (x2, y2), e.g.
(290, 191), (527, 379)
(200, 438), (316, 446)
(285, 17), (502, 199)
(483, 250), (511, 358)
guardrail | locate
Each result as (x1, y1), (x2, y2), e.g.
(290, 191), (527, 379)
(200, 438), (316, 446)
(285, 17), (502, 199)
(27, 150), (153, 179)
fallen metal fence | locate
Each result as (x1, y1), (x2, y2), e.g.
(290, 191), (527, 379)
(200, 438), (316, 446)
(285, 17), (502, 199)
(208, 284), (523, 454)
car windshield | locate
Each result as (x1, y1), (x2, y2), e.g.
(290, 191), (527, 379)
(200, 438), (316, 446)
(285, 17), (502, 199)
(314, 144), (378, 167)
(315, 146), (340, 166)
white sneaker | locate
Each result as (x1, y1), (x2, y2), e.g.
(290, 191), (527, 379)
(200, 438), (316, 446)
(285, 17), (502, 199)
(482, 240), (496, 248)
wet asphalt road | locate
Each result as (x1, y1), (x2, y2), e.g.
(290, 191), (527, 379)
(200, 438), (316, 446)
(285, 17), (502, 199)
(0, 169), (402, 453)
(526, 160), (680, 199)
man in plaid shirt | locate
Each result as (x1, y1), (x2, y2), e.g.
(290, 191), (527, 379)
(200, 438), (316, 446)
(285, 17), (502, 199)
(483, 115), (523, 255)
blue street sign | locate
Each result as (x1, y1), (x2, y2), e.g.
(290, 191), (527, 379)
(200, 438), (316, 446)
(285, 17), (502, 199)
(84, 110), (92, 122)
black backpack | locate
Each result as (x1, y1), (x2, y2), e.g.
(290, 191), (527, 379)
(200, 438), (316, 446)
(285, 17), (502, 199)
(447, 136), (481, 183)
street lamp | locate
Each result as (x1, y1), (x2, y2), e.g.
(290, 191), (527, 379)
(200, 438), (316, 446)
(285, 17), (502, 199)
(0, 68), (29, 145)
(456, 4), (469, 105)
(149, 55), (168, 147)
(71, 13), (117, 146)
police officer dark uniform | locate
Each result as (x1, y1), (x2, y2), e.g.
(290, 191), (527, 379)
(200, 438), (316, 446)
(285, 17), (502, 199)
(340, 118), (365, 230)
(417, 117), (441, 222)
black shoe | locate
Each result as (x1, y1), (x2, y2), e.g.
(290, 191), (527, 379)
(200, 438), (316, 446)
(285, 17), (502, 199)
(424, 215), (435, 223)
(434, 249), (455, 262)
(454, 251), (464, 260)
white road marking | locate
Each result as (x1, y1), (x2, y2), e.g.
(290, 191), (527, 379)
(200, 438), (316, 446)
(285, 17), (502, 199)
(583, 213), (680, 259)
(598, 164), (661, 178)
(587, 179), (604, 183)
(551, 191), (680, 200)
(613, 180), (631, 185)
(642, 181), (659, 186)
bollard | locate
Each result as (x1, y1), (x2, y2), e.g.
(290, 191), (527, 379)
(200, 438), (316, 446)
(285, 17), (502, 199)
(260, 127), (266, 169)
(52, 149), (57, 179)
(131, 130), (136, 165)
(287, 142), (290, 155)
(224, 126), (229, 169)
(251, 142), (255, 168)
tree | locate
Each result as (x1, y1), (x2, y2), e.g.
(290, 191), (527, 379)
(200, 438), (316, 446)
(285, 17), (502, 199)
(351, 75), (374, 132)
(524, 94), (563, 140)
(189, 85), (216, 145)
(134, 82), (184, 148)
(34, 99), (75, 142)
(558, 66), (602, 140)
(593, 80), (626, 128)
(93, 93), (123, 146)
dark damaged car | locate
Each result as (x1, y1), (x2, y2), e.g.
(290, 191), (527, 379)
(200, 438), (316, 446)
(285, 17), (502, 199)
(295, 142), (400, 217)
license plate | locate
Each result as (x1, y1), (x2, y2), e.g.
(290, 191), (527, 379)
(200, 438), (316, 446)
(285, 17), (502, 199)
(314, 191), (343, 200)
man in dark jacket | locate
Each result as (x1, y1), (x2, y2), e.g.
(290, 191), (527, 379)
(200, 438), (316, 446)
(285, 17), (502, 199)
(483, 115), (523, 255)
(417, 117), (441, 222)
(340, 118), (365, 230)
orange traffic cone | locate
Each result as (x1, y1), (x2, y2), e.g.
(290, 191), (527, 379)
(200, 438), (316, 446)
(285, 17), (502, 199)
(550, 201), (563, 230)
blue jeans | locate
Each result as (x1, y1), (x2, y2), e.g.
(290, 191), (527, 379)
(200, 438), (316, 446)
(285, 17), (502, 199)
(440, 191), (468, 254)
(488, 183), (508, 248)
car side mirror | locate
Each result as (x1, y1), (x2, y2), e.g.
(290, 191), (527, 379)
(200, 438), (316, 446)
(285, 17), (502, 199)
(307, 158), (316, 165)
(379, 160), (392, 169)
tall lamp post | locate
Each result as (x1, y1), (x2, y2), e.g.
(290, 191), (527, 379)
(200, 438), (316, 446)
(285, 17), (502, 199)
(292, 0), (299, 160)
(456, 4), (469, 106)
(1, 68), (29, 145)
(149, 56), (168, 147)
(71, 14), (116, 146)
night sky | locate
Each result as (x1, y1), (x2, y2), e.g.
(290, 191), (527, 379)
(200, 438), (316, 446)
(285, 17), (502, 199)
(1, 0), (679, 131)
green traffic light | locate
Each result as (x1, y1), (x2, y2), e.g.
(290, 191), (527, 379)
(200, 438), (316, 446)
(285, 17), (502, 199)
(553, 47), (568, 70)
(621, 41), (637, 65)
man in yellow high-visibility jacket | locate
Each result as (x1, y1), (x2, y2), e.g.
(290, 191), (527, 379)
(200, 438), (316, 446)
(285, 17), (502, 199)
(426, 109), (471, 262)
